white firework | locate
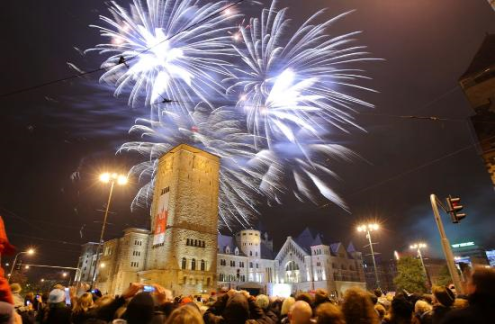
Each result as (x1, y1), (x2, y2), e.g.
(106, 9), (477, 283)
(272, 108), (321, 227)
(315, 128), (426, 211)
(228, 0), (378, 149)
(88, 0), (241, 118)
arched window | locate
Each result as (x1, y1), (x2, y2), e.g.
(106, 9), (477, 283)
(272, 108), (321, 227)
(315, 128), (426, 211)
(201, 260), (206, 271)
(191, 258), (196, 270)
(194, 239), (198, 247)
(181, 258), (187, 269)
(186, 239), (190, 246)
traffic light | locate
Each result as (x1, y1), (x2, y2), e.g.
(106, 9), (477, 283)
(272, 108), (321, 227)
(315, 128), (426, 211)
(15, 260), (22, 270)
(446, 196), (467, 223)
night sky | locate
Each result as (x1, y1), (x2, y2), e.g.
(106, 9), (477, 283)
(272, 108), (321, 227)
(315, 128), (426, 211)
(1, 0), (495, 276)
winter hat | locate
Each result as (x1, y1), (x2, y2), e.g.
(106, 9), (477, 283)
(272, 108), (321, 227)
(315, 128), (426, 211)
(48, 289), (65, 304)
(433, 286), (455, 307)
(124, 292), (154, 324)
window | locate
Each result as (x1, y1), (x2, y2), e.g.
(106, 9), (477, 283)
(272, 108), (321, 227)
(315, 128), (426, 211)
(186, 239), (190, 246)
(250, 262), (253, 268)
(220, 259), (226, 266)
(181, 258), (187, 270)
(249, 233), (253, 235)
(250, 251), (252, 256)
(235, 248), (239, 255)
(201, 260), (206, 271)
(230, 260), (235, 267)
(256, 263), (259, 269)
(191, 259), (196, 270)
(255, 252), (258, 257)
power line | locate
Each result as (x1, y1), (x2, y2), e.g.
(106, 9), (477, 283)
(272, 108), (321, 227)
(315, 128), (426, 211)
(319, 133), (493, 209)
(0, 0), (245, 100)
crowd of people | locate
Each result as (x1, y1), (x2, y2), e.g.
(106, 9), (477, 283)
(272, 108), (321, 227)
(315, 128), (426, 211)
(3, 267), (494, 324)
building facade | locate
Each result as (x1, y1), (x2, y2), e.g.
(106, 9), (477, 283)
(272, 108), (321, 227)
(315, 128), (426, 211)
(459, 34), (495, 188)
(77, 144), (366, 296)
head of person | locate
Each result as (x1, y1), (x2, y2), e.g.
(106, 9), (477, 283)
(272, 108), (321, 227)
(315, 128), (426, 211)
(295, 292), (314, 308)
(48, 289), (66, 306)
(165, 304), (203, 324)
(374, 288), (383, 298)
(289, 300), (313, 324)
(390, 293), (413, 322)
(374, 304), (386, 321)
(9, 284), (21, 295)
(223, 293), (250, 323)
(341, 287), (379, 324)
(124, 292), (154, 324)
(414, 300), (432, 315)
(432, 286), (455, 307)
(256, 294), (270, 311)
(281, 297), (296, 316)
(467, 266), (495, 299)
(316, 302), (345, 324)
(74, 292), (94, 313)
(315, 289), (331, 306)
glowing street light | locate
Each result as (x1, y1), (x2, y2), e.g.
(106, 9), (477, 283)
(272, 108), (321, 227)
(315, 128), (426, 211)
(357, 223), (381, 289)
(8, 248), (36, 283)
(91, 171), (128, 287)
(410, 242), (432, 287)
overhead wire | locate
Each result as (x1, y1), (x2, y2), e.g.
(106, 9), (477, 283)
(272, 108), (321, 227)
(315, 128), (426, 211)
(0, 0), (245, 100)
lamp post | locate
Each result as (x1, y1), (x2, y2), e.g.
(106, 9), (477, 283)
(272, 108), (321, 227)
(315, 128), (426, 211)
(410, 243), (432, 287)
(8, 248), (35, 283)
(90, 172), (128, 287)
(357, 223), (380, 289)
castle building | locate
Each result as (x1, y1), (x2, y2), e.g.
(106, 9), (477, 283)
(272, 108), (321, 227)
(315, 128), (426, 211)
(78, 144), (366, 296)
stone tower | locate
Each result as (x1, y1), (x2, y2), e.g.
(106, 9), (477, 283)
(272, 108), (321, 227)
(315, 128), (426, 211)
(139, 144), (220, 295)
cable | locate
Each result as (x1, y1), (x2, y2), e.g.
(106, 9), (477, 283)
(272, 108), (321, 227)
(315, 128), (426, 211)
(319, 133), (495, 208)
(0, 0), (245, 99)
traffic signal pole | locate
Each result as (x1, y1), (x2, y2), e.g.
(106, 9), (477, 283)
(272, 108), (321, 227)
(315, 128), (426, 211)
(430, 194), (463, 294)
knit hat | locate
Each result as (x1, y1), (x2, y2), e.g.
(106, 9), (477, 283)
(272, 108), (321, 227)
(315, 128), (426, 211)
(433, 286), (455, 307)
(48, 289), (65, 304)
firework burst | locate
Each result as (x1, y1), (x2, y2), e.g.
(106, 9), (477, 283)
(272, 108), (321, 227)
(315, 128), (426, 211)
(88, 0), (241, 118)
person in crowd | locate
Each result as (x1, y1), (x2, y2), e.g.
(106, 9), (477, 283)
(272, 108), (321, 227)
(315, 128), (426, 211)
(165, 304), (204, 324)
(42, 289), (72, 324)
(383, 293), (414, 324)
(315, 302), (345, 324)
(256, 294), (278, 323)
(314, 289), (332, 309)
(203, 290), (272, 324)
(442, 267), (495, 324)
(423, 286), (454, 324)
(375, 304), (387, 322)
(341, 287), (380, 324)
(267, 297), (282, 320)
(10, 284), (23, 310)
(123, 292), (155, 324)
(413, 300), (432, 324)
(280, 297), (296, 323)
(71, 292), (95, 324)
(295, 293), (314, 310)
(288, 300), (312, 324)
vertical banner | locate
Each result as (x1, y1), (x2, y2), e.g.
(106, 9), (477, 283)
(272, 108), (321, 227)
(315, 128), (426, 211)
(153, 187), (169, 245)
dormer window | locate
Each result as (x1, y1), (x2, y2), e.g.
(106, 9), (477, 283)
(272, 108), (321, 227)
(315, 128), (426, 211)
(225, 246), (230, 254)
(234, 247), (239, 255)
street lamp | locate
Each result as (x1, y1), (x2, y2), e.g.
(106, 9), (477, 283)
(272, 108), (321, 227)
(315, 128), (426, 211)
(357, 223), (380, 289)
(8, 248), (35, 283)
(91, 172), (128, 287)
(410, 242), (432, 287)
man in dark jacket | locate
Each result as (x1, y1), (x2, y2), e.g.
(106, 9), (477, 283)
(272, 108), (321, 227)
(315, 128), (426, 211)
(441, 267), (495, 324)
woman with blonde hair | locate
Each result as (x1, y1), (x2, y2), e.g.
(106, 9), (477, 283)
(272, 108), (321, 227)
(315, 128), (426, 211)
(341, 287), (379, 324)
(71, 292), (95, 324)
(165, 304), (204, 324)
